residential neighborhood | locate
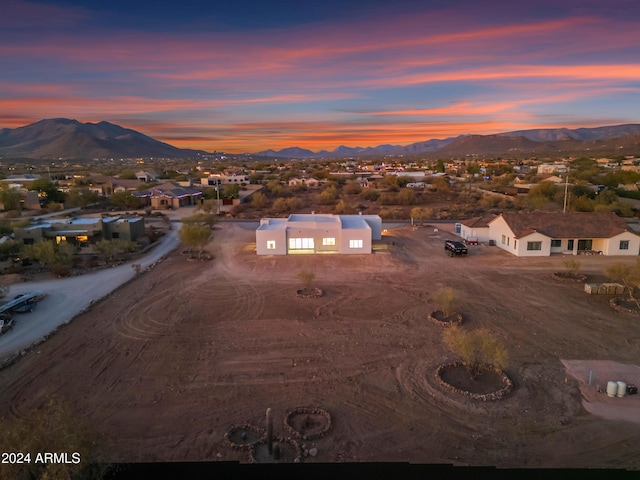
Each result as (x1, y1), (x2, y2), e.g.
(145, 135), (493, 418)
(1, 149), (640, 473)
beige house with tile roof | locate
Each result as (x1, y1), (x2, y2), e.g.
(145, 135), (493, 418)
(488, 212), (640, 256)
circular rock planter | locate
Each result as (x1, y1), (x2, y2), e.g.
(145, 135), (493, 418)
(609, 297), (640, 316)
(250, 437), (302, 463)
(296, 288), (323, 298)
(284, 407), (332, 440)
(551, 272), (587, 283)
(224, 424), (265, 449)
(435, 361), (513, 401)
(427, 310), (463, 327)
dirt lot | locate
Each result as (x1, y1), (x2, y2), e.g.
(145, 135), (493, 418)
(0, 222), (639, 469)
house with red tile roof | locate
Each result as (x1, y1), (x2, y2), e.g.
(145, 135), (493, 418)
(488, 212), (640, 256)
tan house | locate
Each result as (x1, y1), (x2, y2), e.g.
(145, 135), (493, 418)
(488, 212), (640, 256)
(133, 182), (202, 209)
(288, 176), (321, 188)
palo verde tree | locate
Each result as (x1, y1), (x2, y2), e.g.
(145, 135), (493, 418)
(297, 270), (315, 290)
(432, 287), (457, 317)
(443, 326), (509, 379)
(178, 222), (212, 259)
(605, 259), (640, 309)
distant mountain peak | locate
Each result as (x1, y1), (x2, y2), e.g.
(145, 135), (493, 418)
(0, 118), (207, 159)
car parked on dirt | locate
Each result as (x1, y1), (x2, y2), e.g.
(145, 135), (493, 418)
(0, 314), (15, 335)
(445, 239), (468, 257)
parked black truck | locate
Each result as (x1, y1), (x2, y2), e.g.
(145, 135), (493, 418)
(445, 239), (468, 257)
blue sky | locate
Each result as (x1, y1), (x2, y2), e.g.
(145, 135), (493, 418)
(2, 0), (639, 152)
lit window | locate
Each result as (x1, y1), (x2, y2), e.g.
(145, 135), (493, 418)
(267, 240), (276, 250)
(501, 234), (506, 245)
(322, 237), (336, 246)
(289, 238), (314, 249)
(620, 240), (630, 250)
(349, 239), (363, 249)
(527, 241), (542, 251)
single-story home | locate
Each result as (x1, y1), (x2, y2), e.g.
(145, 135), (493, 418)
(256, 213), (382, 255)
(488, 212), (640, 257)
(288, 176), (322, 188)
(14, 214), (145, 246)
(133, 182), (202, 209)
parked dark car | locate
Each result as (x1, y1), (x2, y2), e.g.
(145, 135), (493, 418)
(445, 239), (468, 257)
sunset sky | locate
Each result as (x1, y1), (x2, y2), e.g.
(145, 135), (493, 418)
(2, 0), (639, 153)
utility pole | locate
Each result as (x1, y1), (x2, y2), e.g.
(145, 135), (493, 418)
(563, 168), (570, 213)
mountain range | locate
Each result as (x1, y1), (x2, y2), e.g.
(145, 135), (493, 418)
(1, 118), (640, 160)
(0, 118), (206, 159)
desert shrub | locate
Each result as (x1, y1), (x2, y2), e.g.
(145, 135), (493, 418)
(360, 189), (380, 201)
(563, 259), (581, 272)
(297, 270), (315, 288)
(443, 326), (509, 379)
(432, 287), (457, 316)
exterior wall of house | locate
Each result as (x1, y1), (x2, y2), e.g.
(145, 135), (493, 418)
(255, 228), (287, 255)
(460, 225), (490, 243)
(338, 227), (372, 254)
(14, 226), (46, 244)
(104, 218), (145, 242)
(512, 232), (551, 257)
(489, 216), (517, 254)
(361, 215), (382, 240)
(603, 232), (640, 256)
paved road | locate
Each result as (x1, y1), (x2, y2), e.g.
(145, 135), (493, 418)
(0, 227), (180, 359)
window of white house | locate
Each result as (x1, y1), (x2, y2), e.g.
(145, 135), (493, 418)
(289, 237), (314, 250)
(322, 237), (336, 246)
(507, 237), (510, 246)
(349, 239), (363, 249)
(514, 240), (517, 249)
(501, 234), (506, 245)
(620, 240), (630, 250)
(267, 240), (276, 250)
(527, 241), (542, 251)
(551, 239), (562, 248)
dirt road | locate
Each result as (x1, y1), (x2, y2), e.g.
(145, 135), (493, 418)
(0, 227), (179, 357)
(0, 222), (638, 468)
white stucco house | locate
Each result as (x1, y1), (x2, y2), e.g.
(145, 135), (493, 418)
(488, 212), (640, 257)
(256, 213), (382, 255)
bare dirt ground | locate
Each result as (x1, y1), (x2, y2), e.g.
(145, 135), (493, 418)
(0, 222), (639, 469)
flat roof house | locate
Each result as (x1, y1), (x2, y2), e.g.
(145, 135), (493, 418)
(256, 214), (382, 255)
(14, 214), (145, 246)
(489, 212), (640, 256)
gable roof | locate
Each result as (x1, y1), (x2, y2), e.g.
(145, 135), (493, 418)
(491, 212), (632, 239)
(460, 214), (497, 229)
(133, 182), (202, 198)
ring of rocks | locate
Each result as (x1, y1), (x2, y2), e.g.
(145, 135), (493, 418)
(284, 406), (332, 440)
(435, 361), (513, 401)
(296, 288), (323, 298)
(224, 423), (266, 449)
(551, 272), (587, 283)
(249, 436), (303, 463)
(609, 297), (640, 316)
(427, 310), (463, 327)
